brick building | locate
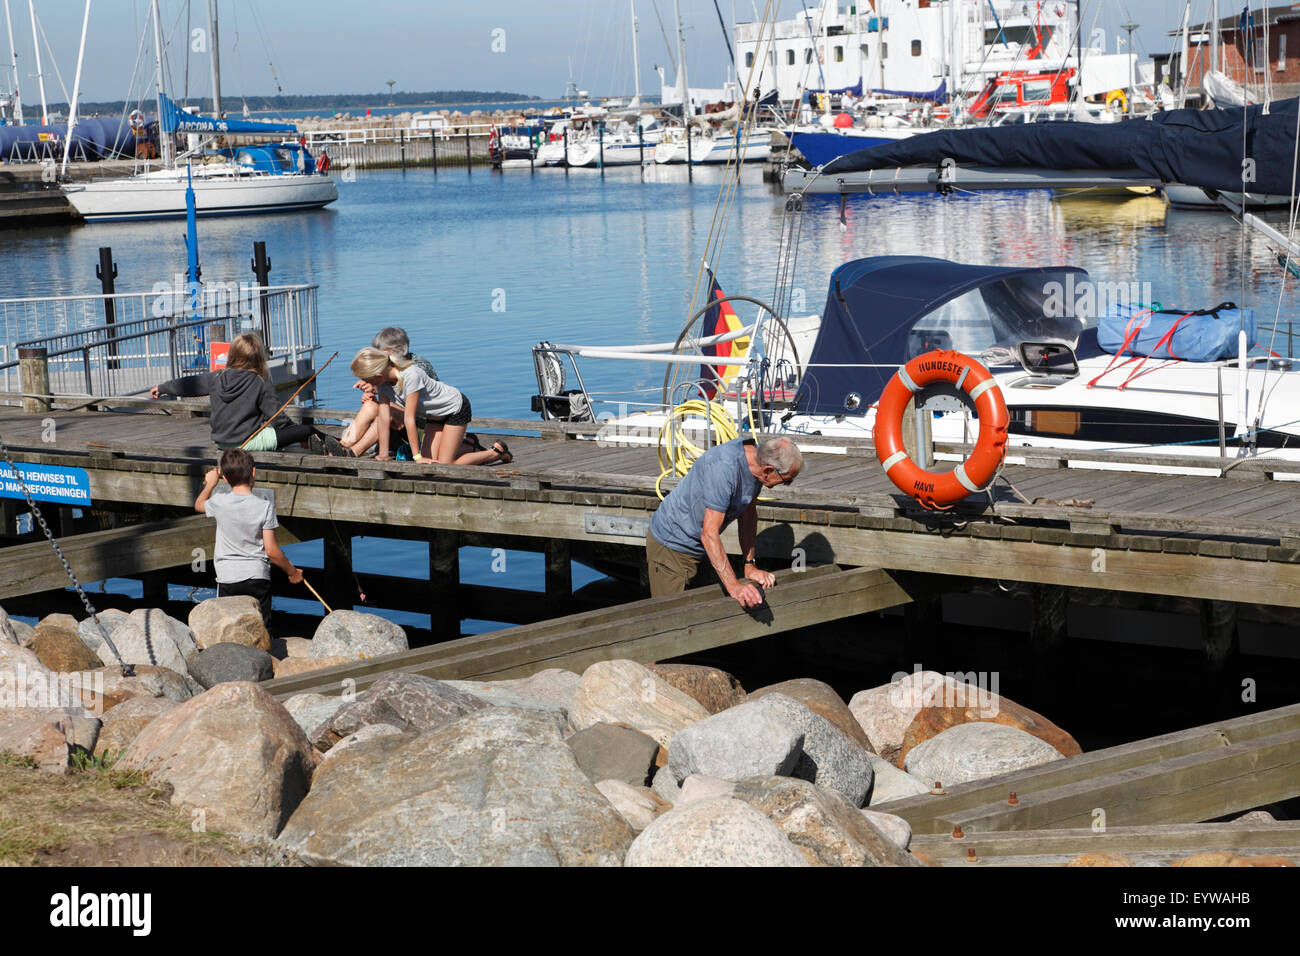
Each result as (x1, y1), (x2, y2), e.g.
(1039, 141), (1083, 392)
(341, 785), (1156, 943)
(1162, 4), (1300, 101)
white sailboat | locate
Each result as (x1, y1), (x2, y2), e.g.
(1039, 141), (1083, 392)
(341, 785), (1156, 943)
(62, 0), (337, 222)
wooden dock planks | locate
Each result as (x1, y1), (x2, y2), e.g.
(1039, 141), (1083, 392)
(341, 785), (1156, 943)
(263, 565), (921, 699)
(3, 408), (1300, 608)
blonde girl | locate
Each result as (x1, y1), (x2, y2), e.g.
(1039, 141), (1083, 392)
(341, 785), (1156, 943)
(349, 347), (510, 465)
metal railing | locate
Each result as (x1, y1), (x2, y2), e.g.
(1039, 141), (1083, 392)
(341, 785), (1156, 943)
(0, 283), (318, 398)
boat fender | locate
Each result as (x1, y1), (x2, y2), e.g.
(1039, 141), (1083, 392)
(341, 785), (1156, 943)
(873, 349), (1009, 510)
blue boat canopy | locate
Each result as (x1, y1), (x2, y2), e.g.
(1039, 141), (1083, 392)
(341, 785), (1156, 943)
(795, 256), (1090, 416)
(821, 98), (1300, 196)
(160, 93), (297, 135)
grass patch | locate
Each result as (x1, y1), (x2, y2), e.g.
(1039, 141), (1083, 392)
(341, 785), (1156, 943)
(0, 751), (298, 866)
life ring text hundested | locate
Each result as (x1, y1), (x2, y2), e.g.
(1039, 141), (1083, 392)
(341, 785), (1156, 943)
(873, 350), (1009, 509)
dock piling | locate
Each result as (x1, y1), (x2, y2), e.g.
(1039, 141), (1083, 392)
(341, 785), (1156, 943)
(17, 347), (50, 414)
(429, 531), (461, 637)
(96, 247), (119, 370)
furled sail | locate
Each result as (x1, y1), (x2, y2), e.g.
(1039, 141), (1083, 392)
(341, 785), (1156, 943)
(159, 93), (297, 135)
(821, 99), (1300, 196)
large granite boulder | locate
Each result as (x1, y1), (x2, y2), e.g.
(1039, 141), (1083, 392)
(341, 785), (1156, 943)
(272, 656), (352, 679)
(566, 722), (660, 787)
(758, 693), (875, 807)
(282, 693), (348, 739)
(625, 796), (809, 867)
(99, 609), (197, 676)
(77, 608), (130, 655)
(644, 663), (746, 714)
(188, 597), (271, 652)
(188, 643), (275, 688)
(848, 671), (966, 765)
(314, 673), (488, 750)
(569, 660), (709, 748)
(746, 678), (872, 750)
(0, 706), (97, 774)
(308, 610), (407, 660)
(32, 615), (103, 672)
(0, 605), (19, 644)
(93, 696), (180, 760)
(280, 707), (635, 865)
(899, 697), (1081, 766)
(83, 665), (196, 712)
(667, 695), (804, 784)
(903, 721), (1066, 786)
(117, 681), (317, 838)
(595, 779), (671, 832)
(730, 775), (920, 867)
(866, 754), (931, 805)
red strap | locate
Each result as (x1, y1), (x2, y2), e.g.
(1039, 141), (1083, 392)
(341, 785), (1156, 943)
(1117, 311), (1194, 389)
(1087, 309), (1153, 388)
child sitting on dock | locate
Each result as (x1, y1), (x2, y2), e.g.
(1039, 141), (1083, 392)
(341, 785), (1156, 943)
(194, 448), (303, 627)
(349, 347), (511, 465)
(339, 327), (438, 457)
(151, 332), (341, 454)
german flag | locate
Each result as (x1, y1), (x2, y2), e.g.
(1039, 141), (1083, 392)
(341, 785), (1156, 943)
(699, 268), (750, 399)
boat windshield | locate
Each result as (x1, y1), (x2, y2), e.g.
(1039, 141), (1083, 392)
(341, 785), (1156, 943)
(907, 270), (1091, 366)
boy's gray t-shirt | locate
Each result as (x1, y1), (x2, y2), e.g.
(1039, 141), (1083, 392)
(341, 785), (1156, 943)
(204, 491), (278, 583)
(649, 438), (760, 557)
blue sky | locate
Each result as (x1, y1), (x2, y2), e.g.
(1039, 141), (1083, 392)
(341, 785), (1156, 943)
(3, 1), (1197, 106)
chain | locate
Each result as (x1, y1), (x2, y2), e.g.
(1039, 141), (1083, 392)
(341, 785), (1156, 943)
(0, 430), (134, 677)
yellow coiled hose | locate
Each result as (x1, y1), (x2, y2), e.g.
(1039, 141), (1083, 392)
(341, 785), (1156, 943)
(655, 400), (740, 499)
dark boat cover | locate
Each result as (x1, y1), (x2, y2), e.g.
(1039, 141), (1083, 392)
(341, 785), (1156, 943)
(796, 256), (1088, 416)
(821, 99), (1300, 195)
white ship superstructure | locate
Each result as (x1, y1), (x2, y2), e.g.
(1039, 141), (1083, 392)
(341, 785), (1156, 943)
(731, 1), (1133, 103)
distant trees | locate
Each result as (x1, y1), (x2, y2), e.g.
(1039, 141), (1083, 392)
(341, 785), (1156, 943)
(46, 90), (543, 116)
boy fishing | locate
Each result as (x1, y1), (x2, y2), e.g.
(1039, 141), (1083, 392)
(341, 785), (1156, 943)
(195, 448), (303, 628)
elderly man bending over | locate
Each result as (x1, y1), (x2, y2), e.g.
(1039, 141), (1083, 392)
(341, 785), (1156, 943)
(646, 436), (803, 607)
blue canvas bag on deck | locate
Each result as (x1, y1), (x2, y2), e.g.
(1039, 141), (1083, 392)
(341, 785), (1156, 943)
(1098, 302), (1256, 362)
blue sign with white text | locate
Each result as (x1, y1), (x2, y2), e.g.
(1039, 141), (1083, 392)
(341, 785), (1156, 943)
(0, 463), (93, 506)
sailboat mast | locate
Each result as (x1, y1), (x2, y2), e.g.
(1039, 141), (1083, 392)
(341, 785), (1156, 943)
(152, 0), (172, 167)
(61, 0), (90, 174)
(1177, 0), (1190, 107)
(674, 0), (688, 117)
(4, 0), (22, 124)
(1210, 0), (1219, 75)
(28, 0), (46, 124)
(630, 0), (641, 107)
(208, 0), (221, 116)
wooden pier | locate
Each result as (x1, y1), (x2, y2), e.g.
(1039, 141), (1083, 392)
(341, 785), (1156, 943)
(2, 401), (1300, 667)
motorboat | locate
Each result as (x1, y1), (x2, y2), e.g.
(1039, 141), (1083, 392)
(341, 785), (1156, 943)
(530, 255), (1300, 472)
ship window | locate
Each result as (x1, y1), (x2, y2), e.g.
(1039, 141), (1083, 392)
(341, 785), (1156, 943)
(1022, 81), (1052, 102)
(745, 52), (754, 68)
(911, 40), (921, 56)
(787, 49), (795, 65)
(882, 42), (888, 59)
(835, 45), (844, 62)
(806, 48), (814, 64)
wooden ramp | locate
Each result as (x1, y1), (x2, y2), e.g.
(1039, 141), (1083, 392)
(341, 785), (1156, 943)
(264, 565), (919, 700)
(878, 703), (1300, 838)
(910, 822), (1300, 867)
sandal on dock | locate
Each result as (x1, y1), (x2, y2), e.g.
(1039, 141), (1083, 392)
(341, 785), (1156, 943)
(491, 440), (512, 464)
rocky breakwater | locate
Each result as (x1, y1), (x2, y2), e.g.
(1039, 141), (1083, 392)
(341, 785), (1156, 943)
(5, 604), (1209, 865)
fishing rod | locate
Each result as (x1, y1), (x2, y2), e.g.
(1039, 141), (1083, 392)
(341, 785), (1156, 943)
(240, 351), (339, 449)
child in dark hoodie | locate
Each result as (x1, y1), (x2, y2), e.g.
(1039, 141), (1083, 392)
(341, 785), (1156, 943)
(151, 332), (337, 452)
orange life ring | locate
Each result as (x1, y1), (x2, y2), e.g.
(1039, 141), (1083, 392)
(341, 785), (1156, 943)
(873, 349), (1009, 509)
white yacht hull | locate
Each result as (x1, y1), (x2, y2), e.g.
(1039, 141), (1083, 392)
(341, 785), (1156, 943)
(64, 168), (339, 221)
